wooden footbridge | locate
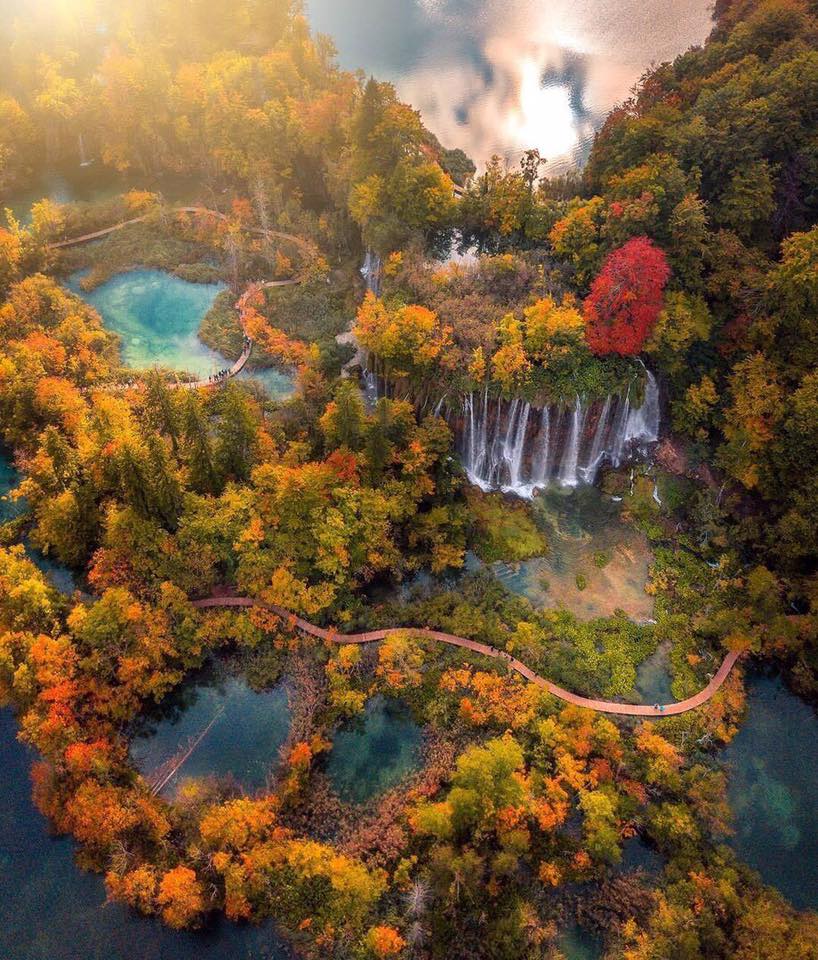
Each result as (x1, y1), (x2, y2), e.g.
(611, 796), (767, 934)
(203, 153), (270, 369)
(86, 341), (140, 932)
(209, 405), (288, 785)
(191, 595), (742, 718)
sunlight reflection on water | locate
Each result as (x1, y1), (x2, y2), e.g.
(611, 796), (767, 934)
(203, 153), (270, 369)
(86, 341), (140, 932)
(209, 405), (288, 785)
(308, 0), (713, 171)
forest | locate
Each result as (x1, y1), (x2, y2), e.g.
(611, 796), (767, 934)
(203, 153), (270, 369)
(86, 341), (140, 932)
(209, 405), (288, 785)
(1, 0), (818, 958)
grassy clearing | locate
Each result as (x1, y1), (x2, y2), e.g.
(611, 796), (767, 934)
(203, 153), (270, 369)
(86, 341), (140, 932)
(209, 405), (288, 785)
(57, 221), (222, 290)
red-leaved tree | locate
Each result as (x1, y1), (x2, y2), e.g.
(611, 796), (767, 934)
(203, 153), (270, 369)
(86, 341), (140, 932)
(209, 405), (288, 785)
(583, 237), (670, 355)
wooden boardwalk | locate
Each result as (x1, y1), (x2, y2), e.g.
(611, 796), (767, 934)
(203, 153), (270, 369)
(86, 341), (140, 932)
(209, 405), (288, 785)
(191, 595), (741, 717)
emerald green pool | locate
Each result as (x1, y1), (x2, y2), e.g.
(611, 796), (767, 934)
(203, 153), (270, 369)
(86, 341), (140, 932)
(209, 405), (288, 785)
(325, 696), (423, 804)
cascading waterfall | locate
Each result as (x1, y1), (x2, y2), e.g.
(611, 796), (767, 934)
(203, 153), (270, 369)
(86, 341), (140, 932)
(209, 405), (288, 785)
(580, 395), (612, 483)
(360, 249), (382, 295)
(459, 368), (660, 497)
(78, 133), (92, 167)
(558, 397), (587, 487)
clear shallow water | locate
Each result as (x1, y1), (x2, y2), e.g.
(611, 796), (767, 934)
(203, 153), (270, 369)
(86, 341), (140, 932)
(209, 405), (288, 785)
(325, 696), (423, 804)
(67, 269), (294, 398)
(131, 671), (292, 798)
(492, 485), (654, 621)
(635, 641), (673, 705)
(0, 710), (291, 960)
(307, 0), (713, 171)
(723, 673), (818, 910)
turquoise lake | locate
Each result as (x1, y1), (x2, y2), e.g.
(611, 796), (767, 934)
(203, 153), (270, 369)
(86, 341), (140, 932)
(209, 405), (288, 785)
(67, 269), (293, 397)
(131, 670), (292, 798)
(723, 672), (818, 910)
(326, 696), (424, 804)
(67, 269), (228, 379)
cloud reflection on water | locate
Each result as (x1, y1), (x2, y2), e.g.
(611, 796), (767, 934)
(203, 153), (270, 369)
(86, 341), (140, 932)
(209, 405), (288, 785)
(308, 0), (713, 171)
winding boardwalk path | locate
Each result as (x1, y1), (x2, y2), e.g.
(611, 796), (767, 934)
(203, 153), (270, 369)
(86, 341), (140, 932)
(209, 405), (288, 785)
(192, 595), (742, 718)
(52, 207), (310, 391)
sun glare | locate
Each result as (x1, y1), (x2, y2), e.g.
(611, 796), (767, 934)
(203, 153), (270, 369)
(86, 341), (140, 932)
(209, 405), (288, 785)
(506, 59), (578, 160)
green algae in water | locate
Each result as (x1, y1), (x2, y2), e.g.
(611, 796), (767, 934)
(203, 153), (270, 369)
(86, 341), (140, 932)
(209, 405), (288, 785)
(131, 671), (291, 797)
(326, 695), (423, 804)
(635, 641), (673, 705)
(492, 485), (654, 622)
(723, 672), (818, 909)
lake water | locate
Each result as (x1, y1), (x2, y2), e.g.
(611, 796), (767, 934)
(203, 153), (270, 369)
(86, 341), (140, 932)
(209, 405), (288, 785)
(67, 269), (294, 397)
(1, 167), (124, 225)
(492, 485), (654, 622)
(307, 0), (713, 171)
(0, 710), (292, 960)
(723, 672), (818, 910)
(325, 696), (423, 804)
(68, 269), (229, 379)
(131, 670), (292, 798)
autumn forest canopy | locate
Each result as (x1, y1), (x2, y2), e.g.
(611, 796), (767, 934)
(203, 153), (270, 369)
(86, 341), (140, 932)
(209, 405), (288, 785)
(2, 0), (818, 958)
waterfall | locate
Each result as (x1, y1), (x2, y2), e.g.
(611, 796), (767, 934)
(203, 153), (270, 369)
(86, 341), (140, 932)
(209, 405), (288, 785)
(508, 402), (531, 488)
(360, 249), (382, 295)
(363, 368), (379, 407)
(78, 133), (92, 167)
(457, 368), (660, 498)
(558, 397), (586, 487)
(530, 406), (551, 488)
(581, 395), (612, 484)
(624, 366), (660, 444)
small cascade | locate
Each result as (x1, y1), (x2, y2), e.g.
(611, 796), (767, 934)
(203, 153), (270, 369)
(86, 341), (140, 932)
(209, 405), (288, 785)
(362, 367), (379, 408)
(360, 249), (382, 295)
(625, 366), (660, 444)
(78, 133), (92, 167)
(457, 368), (660, 497)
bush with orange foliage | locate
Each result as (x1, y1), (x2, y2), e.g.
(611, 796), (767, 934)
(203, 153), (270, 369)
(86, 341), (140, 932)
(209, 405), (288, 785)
(157, 865), (206, 929)
(365, 924), (406, 958)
